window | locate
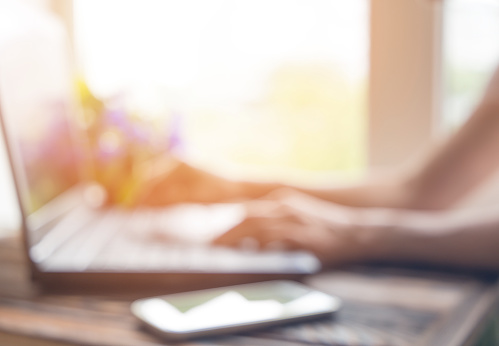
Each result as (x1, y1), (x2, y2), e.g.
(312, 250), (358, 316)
(74, 0), (369, 184)
(442, 0), (499, 130)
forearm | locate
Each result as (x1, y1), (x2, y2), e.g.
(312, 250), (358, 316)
(292, 66), (499, 211)
(236, 171), (413, 209)
(295, 173), (413, 209)
(398, 62), (499, 210)
(404, 102), (499, 210)
(361, 207), (499, 271)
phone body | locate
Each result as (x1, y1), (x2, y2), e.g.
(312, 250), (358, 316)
(131, 280), (341, 340)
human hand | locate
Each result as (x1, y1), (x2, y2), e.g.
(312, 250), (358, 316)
(213, 189), (381, 267)
(136, 159), (243, 206)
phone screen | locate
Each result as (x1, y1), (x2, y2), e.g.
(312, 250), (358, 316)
(131, 280), (341, 340)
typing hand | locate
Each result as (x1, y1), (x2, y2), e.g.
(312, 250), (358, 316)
(213, 189), (373, 267)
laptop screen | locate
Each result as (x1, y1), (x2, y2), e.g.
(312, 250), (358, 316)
(0, 21), (81, 216)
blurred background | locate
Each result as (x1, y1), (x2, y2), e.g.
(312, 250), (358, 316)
(0, 0), (498, 235)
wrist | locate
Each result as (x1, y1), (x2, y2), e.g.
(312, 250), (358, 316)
(237, 181), (284, 200)
(349, 208), (402, 262)
(354, 209), (449, 263)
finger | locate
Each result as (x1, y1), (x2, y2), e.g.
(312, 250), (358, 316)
(244, 199), (282, 217)
(259, 224), (342, 262)
(269, 226), (320, 252)
(212, 218), (264, 247)
(283, 229), (359, 267)
(213, 214), (292, 248)
(260, 187), (299, 201)
(238, 236), (261, 251)
(264, 240), (289, 251)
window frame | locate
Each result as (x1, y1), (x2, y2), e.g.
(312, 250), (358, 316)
(368, 0), (443, 169)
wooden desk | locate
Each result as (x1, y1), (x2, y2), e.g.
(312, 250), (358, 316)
(0, 235), (497, 346)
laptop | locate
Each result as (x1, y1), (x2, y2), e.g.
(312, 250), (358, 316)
(0, 24), (320, 293)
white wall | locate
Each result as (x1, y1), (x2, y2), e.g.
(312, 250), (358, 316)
(0, 130), (20, 235)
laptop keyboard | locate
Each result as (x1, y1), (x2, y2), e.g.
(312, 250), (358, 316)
(38, 205), (320, 274)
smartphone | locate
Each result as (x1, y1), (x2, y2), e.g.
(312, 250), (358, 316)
(131, 280), (341, 340)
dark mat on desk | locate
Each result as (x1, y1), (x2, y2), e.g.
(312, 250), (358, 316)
(254, 301), (439, 346)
